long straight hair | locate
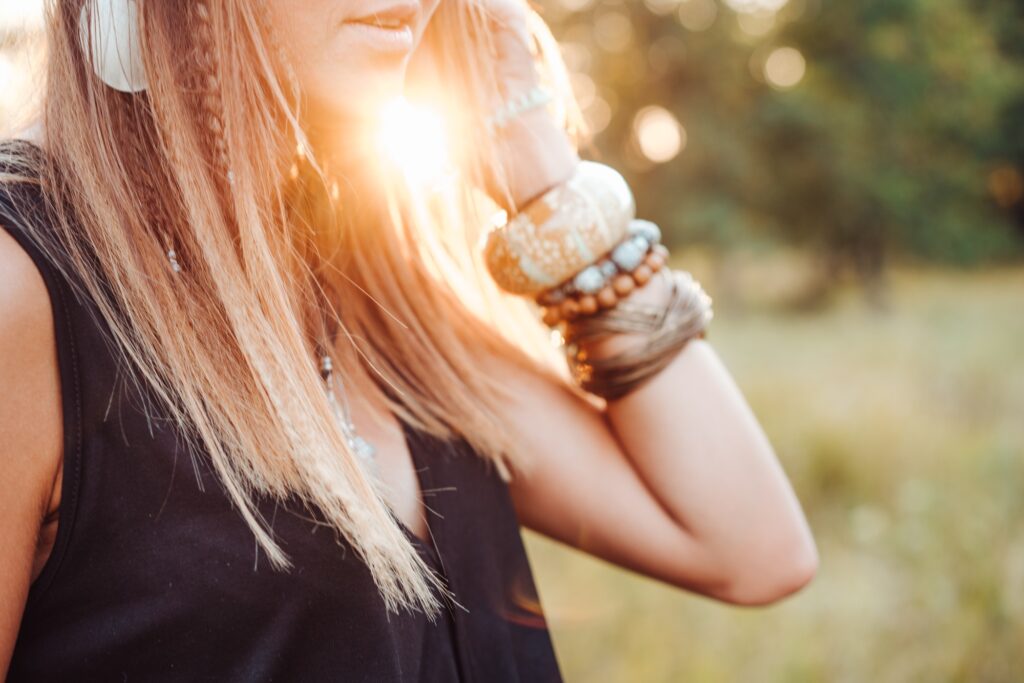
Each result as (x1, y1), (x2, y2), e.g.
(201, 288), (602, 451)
(0, 0), (586, 618)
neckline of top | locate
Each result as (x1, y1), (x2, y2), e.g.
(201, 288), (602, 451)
(392, 418), (443, 569)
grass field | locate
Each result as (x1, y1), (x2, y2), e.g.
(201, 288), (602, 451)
(523, 262), (1024, 682)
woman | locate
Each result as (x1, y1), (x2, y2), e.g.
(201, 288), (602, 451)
(0, 0), (817, 680)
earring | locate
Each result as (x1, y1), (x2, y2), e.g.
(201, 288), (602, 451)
(78, 0), (148, 93)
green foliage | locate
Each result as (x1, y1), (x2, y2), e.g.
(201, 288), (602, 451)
(526, 264), (1024, 681)
(545, 0), (1024, 274)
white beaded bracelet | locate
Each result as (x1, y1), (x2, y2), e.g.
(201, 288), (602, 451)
(486, 85), (555, 133)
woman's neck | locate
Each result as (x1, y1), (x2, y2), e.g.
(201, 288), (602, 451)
(303, 105), (385, 172)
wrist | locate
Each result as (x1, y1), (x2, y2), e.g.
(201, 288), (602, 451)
(494, 108), (579, 211)
(576, 267), (676, 361)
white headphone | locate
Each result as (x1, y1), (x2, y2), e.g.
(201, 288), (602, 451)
(78, 0), (147, 93)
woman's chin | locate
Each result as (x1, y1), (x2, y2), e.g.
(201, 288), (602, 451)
(308, 71), (407, 125)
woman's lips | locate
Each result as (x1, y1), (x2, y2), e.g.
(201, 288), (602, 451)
(342, 3), (419, 54)
(341, 20), (415, 53)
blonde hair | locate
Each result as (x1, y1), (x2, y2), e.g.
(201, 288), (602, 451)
(1, 0), (586, 618)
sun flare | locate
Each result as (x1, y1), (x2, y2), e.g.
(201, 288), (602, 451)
(376, 97), (452, 189)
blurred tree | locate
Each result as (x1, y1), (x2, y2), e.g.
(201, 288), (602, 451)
(541, 0), (1024, 295)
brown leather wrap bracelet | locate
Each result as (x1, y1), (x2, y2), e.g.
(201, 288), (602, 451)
(562, 269), (713, 401)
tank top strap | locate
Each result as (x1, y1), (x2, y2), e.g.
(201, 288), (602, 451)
(0, 172), (87, 606)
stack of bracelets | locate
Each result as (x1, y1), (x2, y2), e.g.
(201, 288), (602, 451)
(484, 160), (713, 401)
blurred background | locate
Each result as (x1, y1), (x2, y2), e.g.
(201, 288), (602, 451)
(3, 1), (1022, 680)
(525, 2), (1024, 681)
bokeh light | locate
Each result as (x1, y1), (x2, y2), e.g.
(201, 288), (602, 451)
(764, 46), (806, 89)
(569, 72), (597, 108)
(989, 165), (1024, 208)
(643, 0), (682, 16)
(677, 0), (719, 32)
(633, 106), (687, 163)
(558, 41), (593, 73)
(593, 11), (634, 53)
(556, 0), (597, 14)
(736, 9), (777, 36)
(583, 96), (613, 135)
(724, 0), (790, 13)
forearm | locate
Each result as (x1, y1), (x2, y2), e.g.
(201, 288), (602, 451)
(592, 273), (818, 602)
(486, 67), (816, 599)
(491, 109), (579, 213)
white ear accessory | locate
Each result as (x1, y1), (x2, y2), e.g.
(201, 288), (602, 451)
(78, 0), (148, 93)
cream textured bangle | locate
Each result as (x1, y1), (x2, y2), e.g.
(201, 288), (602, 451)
(536, 220), (664, 310)
(483, 161), (636, 296)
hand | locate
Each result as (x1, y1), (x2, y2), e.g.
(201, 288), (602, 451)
(482, 0), (540, 102)
(479, 0), (579, 210)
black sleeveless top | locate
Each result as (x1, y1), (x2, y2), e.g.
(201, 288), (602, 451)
(0, 160), (563, 682)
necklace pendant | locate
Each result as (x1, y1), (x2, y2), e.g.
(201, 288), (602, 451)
(321, 354), (379, 478)
(350, 435), (377, 462)
(350, 435), (380, 480)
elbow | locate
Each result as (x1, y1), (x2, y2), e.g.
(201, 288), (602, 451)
(714, 536), (819, 607)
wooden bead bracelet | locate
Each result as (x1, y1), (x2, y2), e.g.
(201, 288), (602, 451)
(538, 243), (670, 327)
(563, 268), (714, 400)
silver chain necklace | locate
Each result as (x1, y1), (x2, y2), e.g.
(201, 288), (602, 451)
(164, 246), (380, 479)
(318, 353), (379, 479)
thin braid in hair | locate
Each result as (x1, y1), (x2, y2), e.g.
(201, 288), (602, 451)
(122, 100), (186, 272)
(190, 2), (234, 194)
(190, 2), (347, 397)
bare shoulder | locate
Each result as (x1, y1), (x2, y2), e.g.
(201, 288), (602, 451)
(0, 221), (63, 675)
(0, 223), (59, 371)
(0, 221), (63, 503)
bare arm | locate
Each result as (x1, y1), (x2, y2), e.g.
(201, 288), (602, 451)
(487, 29), (816, 603)
(503, 270), (817, 606)
(503, 344), (817, 604)
(0, 226), (64, 677)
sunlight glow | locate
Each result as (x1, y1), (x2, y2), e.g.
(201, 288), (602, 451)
(376, 97), (451, 189)
(0, 54), (17, 95)
(0, 2), (44, 30)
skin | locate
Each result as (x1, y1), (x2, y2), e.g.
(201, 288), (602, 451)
(1, 0), (817, 675)
(271, 0), (440, 121)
